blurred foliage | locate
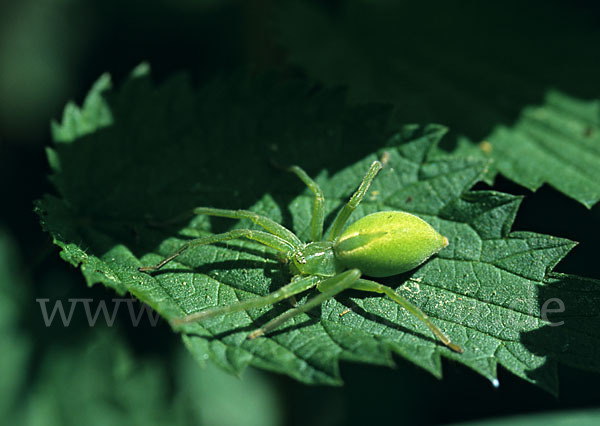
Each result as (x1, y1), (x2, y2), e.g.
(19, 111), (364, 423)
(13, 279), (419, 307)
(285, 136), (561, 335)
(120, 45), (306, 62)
(0, 228), (281, 426)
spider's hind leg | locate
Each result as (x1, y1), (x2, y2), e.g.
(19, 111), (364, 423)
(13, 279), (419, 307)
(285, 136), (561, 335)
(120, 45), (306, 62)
(171, 275), (320, 325)
(248, 269), (362, 338)
(350, 278), (463, 353)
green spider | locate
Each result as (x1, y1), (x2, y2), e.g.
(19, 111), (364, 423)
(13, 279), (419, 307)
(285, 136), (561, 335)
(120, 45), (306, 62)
(139, 161), (463, 353)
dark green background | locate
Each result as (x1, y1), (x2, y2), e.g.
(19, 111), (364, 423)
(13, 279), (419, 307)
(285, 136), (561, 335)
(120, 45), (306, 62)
(2, 0), (599, 424)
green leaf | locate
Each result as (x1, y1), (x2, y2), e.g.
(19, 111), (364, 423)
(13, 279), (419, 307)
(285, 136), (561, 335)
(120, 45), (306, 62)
(455, 91), (600, 207)
(275, 1), (600, 207)
(37, 67), (600, 394)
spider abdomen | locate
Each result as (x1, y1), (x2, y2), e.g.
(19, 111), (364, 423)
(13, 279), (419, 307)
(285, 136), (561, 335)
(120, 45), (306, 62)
(333, 211), (448, 277)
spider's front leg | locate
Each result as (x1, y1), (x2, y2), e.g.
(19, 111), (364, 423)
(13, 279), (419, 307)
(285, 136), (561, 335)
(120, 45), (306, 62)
(192, 207), (302, 247)
(138, 229), (293, 272)
(329, 161), (382, 241)
(287, 165), (325, 242)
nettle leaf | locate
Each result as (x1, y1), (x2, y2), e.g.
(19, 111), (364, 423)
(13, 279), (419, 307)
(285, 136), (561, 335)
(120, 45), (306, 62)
(454, 92), (600, 208)
(37, 67), (600, 394)
(276, 1), (600, 207)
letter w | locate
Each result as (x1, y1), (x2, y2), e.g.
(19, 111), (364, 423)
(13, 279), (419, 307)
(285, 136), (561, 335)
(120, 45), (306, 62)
(81, 299), (123, 327)
(37, 298), (79, 327)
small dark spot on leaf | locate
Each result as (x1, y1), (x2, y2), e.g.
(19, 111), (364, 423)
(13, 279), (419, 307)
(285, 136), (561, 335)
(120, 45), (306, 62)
(405, 196), (413, 203)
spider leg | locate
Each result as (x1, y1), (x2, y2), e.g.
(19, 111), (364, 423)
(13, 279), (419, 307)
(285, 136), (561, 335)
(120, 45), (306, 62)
(171, 275), (320, 325)
(193, 207), (302, 248)
(351, 278), (463, 353)
(328, 161), (382, 241)
(138, 229), (294, 272)
(287, 166), (325, 242)
(248, 269), (361, 339)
